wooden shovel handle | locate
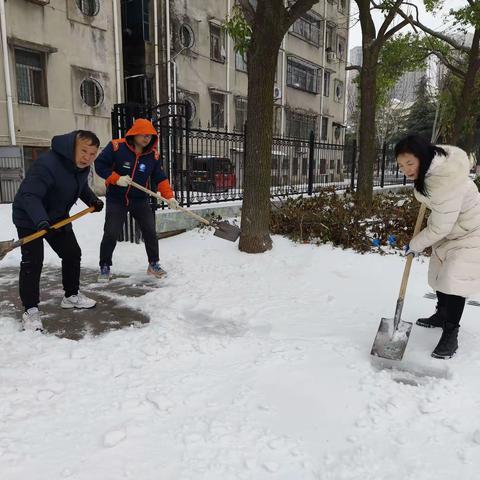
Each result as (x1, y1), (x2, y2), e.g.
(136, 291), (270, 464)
(399, 203), (427, 299)
(19, 206), (96, 246)
(128, 180), (211, 226)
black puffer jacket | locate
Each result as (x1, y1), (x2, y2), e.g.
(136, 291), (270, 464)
(12, 131), (98, 229)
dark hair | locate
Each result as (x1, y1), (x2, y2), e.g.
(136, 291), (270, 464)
(126, 134), (156, 153)
(76, 130), (100, 148)
(394, 135), (447, 196)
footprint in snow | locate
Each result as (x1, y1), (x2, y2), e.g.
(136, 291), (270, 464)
(103, 429), (126, 447)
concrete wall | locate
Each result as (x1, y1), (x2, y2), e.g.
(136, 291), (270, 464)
(0, 0), (120, 149)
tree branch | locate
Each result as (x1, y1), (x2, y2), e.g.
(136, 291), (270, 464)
(238, 0), (256, 25)
(346, 65), (362, 72)
(430, 50), (466, 78)
(383, 18), (410, 42)
(396, 8), (471, 53)
(286, 0), (318, 26)
(377, 0), (404, 40)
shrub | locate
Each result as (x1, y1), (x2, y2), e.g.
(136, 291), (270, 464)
(270, 188), (425, 254)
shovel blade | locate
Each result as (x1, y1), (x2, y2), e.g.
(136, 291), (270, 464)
(0, 240), (15, 261)
(213, 221), (240, 242)
(371, 317), (413, 361)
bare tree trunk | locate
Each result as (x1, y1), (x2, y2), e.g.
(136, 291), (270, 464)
(236, 0), (317, 253)
(356, 48), (379, 206)
(239, 11), (282, 253)
(450, 28), (480, 152)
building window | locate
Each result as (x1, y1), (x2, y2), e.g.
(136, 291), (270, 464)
(321, 117), (328, 141)
(287, 58), (320, 94)
(323, 71), (331, 97)
(184, 97), (197, 122)
(333, 123), (342, 141)
(235, 97), (247, 131)
(325, 22), (336, 52)
(319, 158), (327, 175)
(80, 78), (104, 108)
(286, 110), (317, 140)
(180, 24), (195, 49)
(235, 51), (247, 73)
(337, 35), (346, 60)
(75, 0), (100, 17)
(15, 49), (47, 106)
(210, 93), (225, 128)
(291, 13), (322, 46)
(210, 23), (225, 63)
(23, 146), (49, 173)
(334, 79), (344, 102)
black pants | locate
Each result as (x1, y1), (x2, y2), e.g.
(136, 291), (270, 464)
(437, 291), (466, 327)
(99, 199), (159, 267)
(17, 226), (81, 310)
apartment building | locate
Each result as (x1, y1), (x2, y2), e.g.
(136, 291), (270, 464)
(160, 1), (349, 142)
(0, 0), (121, 200)
(0, 0), (350, 201)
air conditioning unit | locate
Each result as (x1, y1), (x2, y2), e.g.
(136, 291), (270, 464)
(327, 51), (337, 62)
(273, 87), (282, 100)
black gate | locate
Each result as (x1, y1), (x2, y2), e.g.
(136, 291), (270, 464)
(111, 101), (190, 206)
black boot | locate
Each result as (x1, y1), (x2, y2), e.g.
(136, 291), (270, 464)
(416, 303), (444, 328)
(416, 311), (443, 328)
(431, 323), (459, 359)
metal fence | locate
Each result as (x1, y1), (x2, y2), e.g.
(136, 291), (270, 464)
(0, 147), (23, 203)
(111, 102), (407, 207)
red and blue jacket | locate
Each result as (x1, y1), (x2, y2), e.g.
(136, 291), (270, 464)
(95, 118), (174, 204)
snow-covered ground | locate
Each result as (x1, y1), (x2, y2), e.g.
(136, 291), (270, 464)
(1, 203), (480, 480)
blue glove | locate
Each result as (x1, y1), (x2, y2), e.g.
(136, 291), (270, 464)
(371, 238), (381, 247)
(404, 244), (419, 257)
(388, 234), (396, 246)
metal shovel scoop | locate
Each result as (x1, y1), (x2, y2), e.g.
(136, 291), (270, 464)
(371, 204), (426, 361)
(0, 206), (95, 261)
(128, 180), (241, 242)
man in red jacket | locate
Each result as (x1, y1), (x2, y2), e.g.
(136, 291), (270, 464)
(95, 119), (177, 281)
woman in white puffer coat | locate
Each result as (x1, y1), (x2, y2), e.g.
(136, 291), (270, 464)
(395, 135), (480, 360)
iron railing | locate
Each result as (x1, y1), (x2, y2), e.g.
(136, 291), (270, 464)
(111, 102), (407, 207)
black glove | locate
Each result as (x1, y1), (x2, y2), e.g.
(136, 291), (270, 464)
(91, 198), (104, 213)
(37, 220), (58, 237)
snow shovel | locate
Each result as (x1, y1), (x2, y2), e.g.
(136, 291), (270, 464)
(127, 180), (241, 242)
(370, 203), (427, 361)
(0, 206), (95, 261)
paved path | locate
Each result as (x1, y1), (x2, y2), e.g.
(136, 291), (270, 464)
(0, 267), (154, 340)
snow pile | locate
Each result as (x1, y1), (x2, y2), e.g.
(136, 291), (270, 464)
(1, 203), (480, 479)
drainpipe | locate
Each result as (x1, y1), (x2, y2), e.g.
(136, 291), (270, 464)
(166, 0), (172, 102)
(154, 0), (160, 102)
(280, 0), (287, 136)
(226, 0), (231, 130)
(342, 3), (349, 143)
(0, 0), (16, 145)
(319, 0), (327, 140)
(112, 0), (123, 103)
(280, 36), (286, 136)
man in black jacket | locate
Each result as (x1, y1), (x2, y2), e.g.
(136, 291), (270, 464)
(12, 130), (104, 331)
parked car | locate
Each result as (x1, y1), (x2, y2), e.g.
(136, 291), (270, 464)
(188, 155), (236, 193)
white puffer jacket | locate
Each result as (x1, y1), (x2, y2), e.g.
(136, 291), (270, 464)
(410, 145), (480, 297)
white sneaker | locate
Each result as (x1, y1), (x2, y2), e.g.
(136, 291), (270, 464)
(61, 292), (96, 309)
(22, 307), (43, 332)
